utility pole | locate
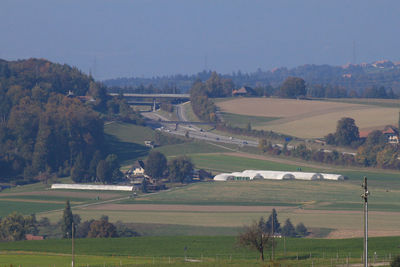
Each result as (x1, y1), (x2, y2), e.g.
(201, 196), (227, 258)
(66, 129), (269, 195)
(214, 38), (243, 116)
(361, 177), (369, 267)
(284, 236), (286, 256)
(271, 215), (275, 261)
(72, 222), (75, 267)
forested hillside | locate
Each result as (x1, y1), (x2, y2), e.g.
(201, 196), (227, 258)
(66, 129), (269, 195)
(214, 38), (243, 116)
(104, 60), (400, 96)
(0, 58), (139, 183)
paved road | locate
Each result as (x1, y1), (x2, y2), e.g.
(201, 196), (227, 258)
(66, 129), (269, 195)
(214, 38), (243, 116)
(141, 104), (356, 157)
(141, 104), (258, 147)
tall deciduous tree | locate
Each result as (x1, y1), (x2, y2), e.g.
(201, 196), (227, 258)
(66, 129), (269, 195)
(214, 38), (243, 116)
(168, 156), (194, 183)
(105, 154), (122, 183)
(61, 200), (73, 239)
(238, 218), (272, 261)
(0, 212), (29, 241)
(145, 151), (167, 179)
(87, 216), (117, 238)
(334, 117), (359, 146)
(96, 160), (110, 184)
(280, 77), (306, 98)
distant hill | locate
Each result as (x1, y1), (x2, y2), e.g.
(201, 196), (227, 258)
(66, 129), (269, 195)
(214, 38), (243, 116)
(103, 60), (400, 94)
(0, 58), (93, 96)
(0, 58), (106, 183)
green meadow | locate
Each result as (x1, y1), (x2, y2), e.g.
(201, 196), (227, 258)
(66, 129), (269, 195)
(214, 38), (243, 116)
(0, 236), (398, 266)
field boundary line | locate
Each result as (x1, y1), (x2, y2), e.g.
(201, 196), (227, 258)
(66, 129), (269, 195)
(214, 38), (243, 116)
(37, 195), (131, 215)
(205, 142), (237, 152)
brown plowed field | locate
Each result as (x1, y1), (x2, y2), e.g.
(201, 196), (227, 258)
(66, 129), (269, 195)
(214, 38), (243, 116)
(216, 98), (398, 138)
(217, 98), (369, 118)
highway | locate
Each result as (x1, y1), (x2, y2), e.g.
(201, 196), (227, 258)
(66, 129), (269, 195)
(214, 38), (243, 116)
(141, 103), (355, 157)
(141, 103), (259, 147)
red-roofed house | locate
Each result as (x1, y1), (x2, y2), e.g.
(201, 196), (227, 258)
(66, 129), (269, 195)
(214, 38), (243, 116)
(25, 234), (44, 240)
(359, 131), (371, 139)
(382, 126), (399, 144)
(232, 86), (254, 97)
(360, 126), (399, 144)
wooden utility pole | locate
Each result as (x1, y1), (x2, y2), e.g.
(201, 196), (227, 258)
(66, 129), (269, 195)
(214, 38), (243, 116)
(361, 177), (369, 267)
(72, 222), (75, 267)
(271, 215), (275, 261)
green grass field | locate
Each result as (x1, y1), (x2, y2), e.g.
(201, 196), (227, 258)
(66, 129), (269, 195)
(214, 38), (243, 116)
(104, 122), (232, 166)
(182, 101), (201, 122)
(0, 236), (398, 266)
(0, 201), (63, 217)
(190, 154), (400, 186)
(128, 179), (400, 211)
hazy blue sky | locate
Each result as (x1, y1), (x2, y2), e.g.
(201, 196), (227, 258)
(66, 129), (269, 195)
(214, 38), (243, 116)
(1, 0), (400, 79)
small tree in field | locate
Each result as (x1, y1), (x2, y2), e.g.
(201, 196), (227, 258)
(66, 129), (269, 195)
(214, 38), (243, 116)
(282, 218), (296, 237)
(238, 218), (272, 261)
(296, 222), (308, 237)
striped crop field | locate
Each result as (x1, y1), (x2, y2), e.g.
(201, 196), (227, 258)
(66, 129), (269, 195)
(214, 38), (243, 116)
(216, 98), (400, 138)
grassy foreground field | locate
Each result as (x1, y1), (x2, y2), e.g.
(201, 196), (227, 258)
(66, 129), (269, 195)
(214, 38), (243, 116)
(216, 97), (399, 138)
(104, 122), (232, 166)
(0, 236), (398, 266)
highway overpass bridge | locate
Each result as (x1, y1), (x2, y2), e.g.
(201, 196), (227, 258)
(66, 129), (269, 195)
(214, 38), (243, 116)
(109, 93), (190, 111)
(109, 93), (190, 99)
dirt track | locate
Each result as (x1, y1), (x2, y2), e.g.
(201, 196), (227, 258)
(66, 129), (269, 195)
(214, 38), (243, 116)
(84, 203), (293, 212)
(0, 190), (123, 200)
(327, 229), (400, 239)
(0, 198), (81, 204)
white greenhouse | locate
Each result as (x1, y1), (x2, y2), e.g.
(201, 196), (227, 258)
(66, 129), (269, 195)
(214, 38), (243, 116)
(213, 170), (345, 181)
(51, 184), (134, 191)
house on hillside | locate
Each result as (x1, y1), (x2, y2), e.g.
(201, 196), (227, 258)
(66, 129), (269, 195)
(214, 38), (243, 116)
(359, 126), (399, 144)
(144, 140), (155, 148)
(66, 90), (95, 103)
(129, 160), (146, 177)
(25, 234), (44, 240)
(232, 86), (254, 97)
(382, 126), (399, 144)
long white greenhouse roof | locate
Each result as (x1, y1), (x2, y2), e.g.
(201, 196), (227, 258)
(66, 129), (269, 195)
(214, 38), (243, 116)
(51, 184), (134, 191)
(213, 170), (344, 181)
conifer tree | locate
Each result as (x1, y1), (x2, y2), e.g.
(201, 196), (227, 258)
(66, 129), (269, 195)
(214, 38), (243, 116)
(61, 200), (73, 238)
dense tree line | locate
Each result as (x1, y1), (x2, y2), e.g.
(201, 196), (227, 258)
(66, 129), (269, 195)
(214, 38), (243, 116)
(258, 116), (400, 170)
(108, 83), (181, 95)
(0, 58), (143, 183)
(144, 151), (197, 183)
(189, 79), (218, 122)
(0, 202), (140, 241)
(356, 131), (400, 168)
(104, 61), (400, 96)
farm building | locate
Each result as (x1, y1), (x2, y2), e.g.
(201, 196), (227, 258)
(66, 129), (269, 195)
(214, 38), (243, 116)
(51, 184), (134, 191)
(213, 170), (344, 181)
